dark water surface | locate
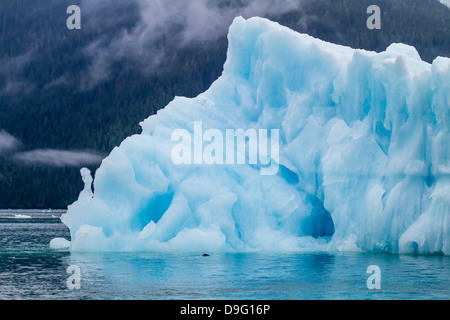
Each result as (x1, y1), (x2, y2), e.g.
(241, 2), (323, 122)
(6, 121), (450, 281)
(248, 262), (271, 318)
(0, 211), (449, 300)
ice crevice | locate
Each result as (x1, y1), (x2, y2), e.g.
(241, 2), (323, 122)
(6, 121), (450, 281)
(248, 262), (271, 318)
(54, 17), (449, 255)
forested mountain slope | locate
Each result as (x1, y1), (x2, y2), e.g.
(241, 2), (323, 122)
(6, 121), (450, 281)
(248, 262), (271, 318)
(0, 0), (449, 209)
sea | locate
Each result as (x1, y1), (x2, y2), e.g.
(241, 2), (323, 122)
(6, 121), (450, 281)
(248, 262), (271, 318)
(0, 210), (449, 300)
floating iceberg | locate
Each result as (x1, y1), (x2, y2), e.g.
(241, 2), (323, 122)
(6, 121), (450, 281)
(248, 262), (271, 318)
(57, 17), (450, 254)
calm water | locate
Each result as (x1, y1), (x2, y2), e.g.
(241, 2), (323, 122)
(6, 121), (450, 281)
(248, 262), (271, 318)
(0, 210), (449, 300)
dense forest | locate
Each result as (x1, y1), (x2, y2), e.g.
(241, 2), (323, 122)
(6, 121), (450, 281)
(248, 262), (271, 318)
(0, 0), (449, 209)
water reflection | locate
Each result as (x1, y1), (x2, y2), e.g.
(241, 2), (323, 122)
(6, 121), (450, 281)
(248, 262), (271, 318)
(1, 248), (449, 299)
(65, 252), (350, 300)
(1, 212), (449, 300)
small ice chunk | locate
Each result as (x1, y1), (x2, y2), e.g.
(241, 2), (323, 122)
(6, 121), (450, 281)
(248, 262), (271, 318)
(49, 237), (71, 249)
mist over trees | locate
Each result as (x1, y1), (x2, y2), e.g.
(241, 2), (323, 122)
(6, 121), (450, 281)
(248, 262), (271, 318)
(0, 0), (449, 209)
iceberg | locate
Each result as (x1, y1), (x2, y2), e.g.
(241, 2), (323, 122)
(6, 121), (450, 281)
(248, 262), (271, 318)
(57, 17), (450, 254)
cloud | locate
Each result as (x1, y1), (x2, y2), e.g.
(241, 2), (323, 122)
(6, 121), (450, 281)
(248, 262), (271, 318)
(0, 50), (35, 95)
(0, 130), (22, 155)
(14, 149), (105, 167)
(0, 130), (103, 166)
(0, 50), (33, 75)
(80, 0), (304, 88)
(44, 73), (70, 89)
(2, 0), (305, 91)
(82, 0), (302, 44)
